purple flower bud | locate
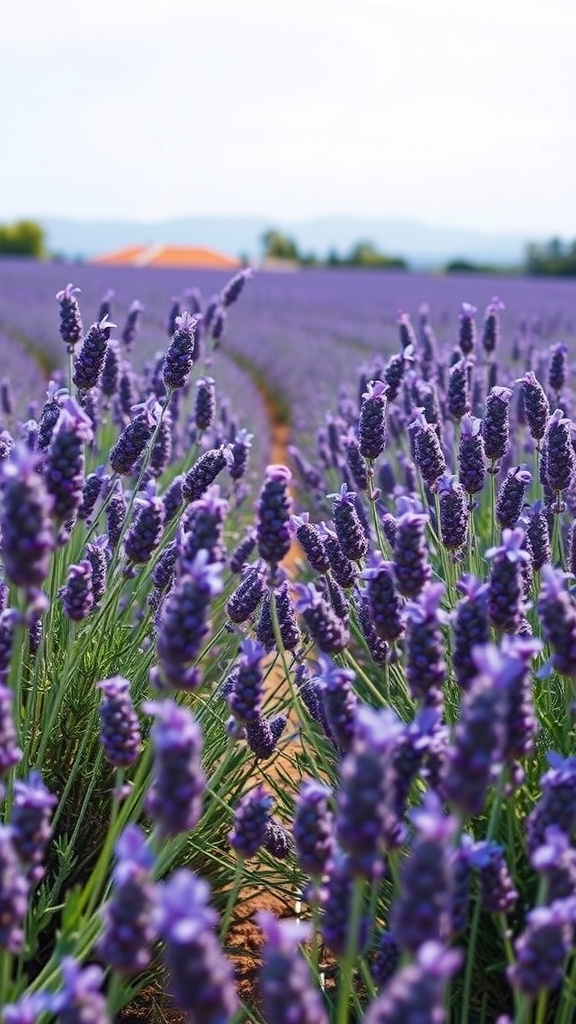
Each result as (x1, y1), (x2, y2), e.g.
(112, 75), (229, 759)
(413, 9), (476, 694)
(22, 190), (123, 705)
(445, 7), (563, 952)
(525, 500), (551, 570)
(194, 376), (216, 432)
(486, 528), (528, 633)
(245, 713), (287, 759)
(73, 318), (113, 392)
(359, 380), (388, 460)
(162, 473), (183, 525)
(548, 343), (568, 396)
(357, 590), (389, 664)
(438, 474), (469, 551)
(124, 485), (165, 564)
(263, 820), (294, 860)
(98, 676), (142, 768)
(471, 841), (518, 913)
(518, 370), (550, 443)
(163, 311), (197, 390)
(545, 408), (575, 495)
(371, 930), (400, 988)
(449, 834), (474, 936)
(322, 527), (359, 589)
(10, 771), (56, 884)
(158, 870), (238, 1020)
(220, 267), (253, 307)
(316, 658), (358, 751)
(458, 302), (477, 355)
(182, 445), (234, 504)
(365, 941), (461, 1024)
(451, 576), (490, 690)
(105, 480), (126, 552)
(392, 795), (458, 952)
(110, 399), (158, 476)
(294, 584), (350, 654)
(44, 398), (93, 530)
(393, 510), (431, 599)
(329, 483), (369, 562)
(143, 700), (205, 836)
(256, 582), (301, 652)
(495, 465), (532, 529)
(121, 299), (144, 351)
(0, 826), (29, 951)
(0, 610), (15, 683)
(227, 565), (265, 623)
(56, 283), (83, 351)
(482, 297), (504, 355)
(230, 527), (257, 574)
(538, 565), (576, 676)
(409, 409), (446, 488)
(292, 513), (330, 572)
(482, 386), (513, 464)
(228, 639), (266, 723)
(532, 827), (576, 902)
(508, 899), (574, 997)
(78, 466), (106, 522)
(57, 957), (110, 1024)
(256, 464), (293, 566)
(101, 339), (120, 399)
(154, 552), (223, 690)
(0, 447), (54, 588)
(294, 780), (334, 877)
(98, 825), (157, 974)
(230, 785), (274, 858)
(211, 304), (227, 341)
(527, 755), (576, 854)
(257, 911), (329, 1024)
(60, 559), (94, 621)
(459, 414), (486, 496)
(405, 583), (447, 707)
(342, 433), (369, 491)
(321, 851), (364, 957)
(447, 359), (471, 420)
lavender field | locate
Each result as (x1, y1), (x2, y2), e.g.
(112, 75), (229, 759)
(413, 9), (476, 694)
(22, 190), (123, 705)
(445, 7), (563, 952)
(2, 259), (576, 1024)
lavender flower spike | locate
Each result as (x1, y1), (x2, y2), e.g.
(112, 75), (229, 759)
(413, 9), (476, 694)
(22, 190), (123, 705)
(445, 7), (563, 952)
(257, 911), (329, 1024)
(55, 283), (83, 351)
(163, 311), (197, 390)
(544, 408), (575, 497)
(482, 386), (513, 464)
(438, 474), (469, 551)
(293, 583), (350, 654)
(10, 771), (57, 883)
(359, 379), (388, 460)
(486, 527), (529, 634)
(0, 446), (54, 589)
(73, 316), (115, 392)
(537, 565), (576, 677)
(459, 413), (487, 496)
(98, 676), (142, 768)
(57, 957), (110, 1023)
(229, 785), (274, 858)
(256, 464), (293, 567)
(98, 824), (157, 974)
(143, 699), (205, 837)
(365, 941), (461, 1024)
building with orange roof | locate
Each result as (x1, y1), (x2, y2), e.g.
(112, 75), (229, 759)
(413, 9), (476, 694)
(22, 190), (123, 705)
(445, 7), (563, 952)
(92, 244), (241, 270)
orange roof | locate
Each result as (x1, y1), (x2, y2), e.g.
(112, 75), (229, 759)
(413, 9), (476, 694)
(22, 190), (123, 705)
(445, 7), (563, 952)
(93, 244), (241, 270)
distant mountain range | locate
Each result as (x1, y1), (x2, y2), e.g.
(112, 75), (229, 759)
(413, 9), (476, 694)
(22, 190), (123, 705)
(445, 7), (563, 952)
(40, 214), (539, 268)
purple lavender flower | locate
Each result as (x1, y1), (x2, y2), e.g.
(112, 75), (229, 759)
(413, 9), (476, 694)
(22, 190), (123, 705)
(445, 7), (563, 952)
(329, 483), (369, 562)
(257, 912), (329, 1024)
(476, 637), (541, 767)
(471, 841), (518, 913)
(105, 480), (127, 552)
(486, 527), (528, 633)
(162, 473), (183, 525)
(392, 795), (457, 952)
(73, 317), (114, 392)
(359, 380), (388, 460)
(230, 785), (274, 858)
(508, 899), (574, 997)
(245, 713), (287, 759)
(55, 283), (83, 351)
(393, 509), (431, 599)
(532, 827), (576, 902)
(194, 376), (216, 432)
(293, 584), (350, 654)
(37, 381), (67, 451)
(335, 706), (403, 877)
(256, 464), (293, 567)
(163, 311), (197, 390)
(364, 942), (461, 1024)
(0, 447), (54, 589)
(316, 657), (358, 751)
(320, 851), (359, 956)
(459, 413), (487, 496)
(458, 302), (477, 355)
(518, 370), (550, 444)
(220, 266), (253, 306)
(451, 576), (490, 690)
(371, 930), (400, 988)
(78, 465), (106, 522)
(291, 513), (330, 572)
(211, 304), (227, 342)
(342, 433), (369, 491)
(182, 444), (234, 504)
(544, 408), (575, 497)
(110, 398), (159, 476)
(438, 474), (469, 551)
(294, 780), (334, 877)
(0, 826), (29, 951)
(229, 429), (253, 482)
(121, 299), (144, 351)
(227, 564), (265, 623)
(98, 676), (142, 768)
(537, 565), (576, 676)
(44, 397), (93, 530)
(482, 297), (504, 355)
(447, 359), (471, 420)
(256, 582), (301, 652)
(405, 583), (447, 707)
(158, 870), (237, 1020)
(154, 552), (223, 690)
(449, 834), (474, 936)
(496, 465), (532, 529)
(57, 957), (110, 1024)
(527, 755), (576, 854)
(0, 610), (15, 683)
(263, 820), (293, 860)
(10, 772), (56, 884)
(384, 345), (413, 402)
(410, 409), (446, 488)
(357, 590), (389, 664)
(548, 342), (568, 397)
(2, 992), (59, 1024)
(228, 639), (266, 723)
(229, 527), (257, 574)
(98, 825), (157, 974)
(101, 339), (120, 400)
(525, 500), (551, 570)
(143, 699), (205, 836)
(482, 386), (513, 464)
(322, 527), (359, 589)
(124, 482), (165, 564)
(60, 559), (94, 621)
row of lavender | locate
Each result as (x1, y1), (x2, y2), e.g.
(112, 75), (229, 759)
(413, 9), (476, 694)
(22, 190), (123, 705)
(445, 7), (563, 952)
(0, 265), (575, 1022)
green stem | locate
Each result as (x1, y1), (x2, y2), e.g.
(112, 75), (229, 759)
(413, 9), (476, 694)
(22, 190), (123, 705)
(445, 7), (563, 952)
(336, 876), (364, 1024)
(219, 859), (244, 943)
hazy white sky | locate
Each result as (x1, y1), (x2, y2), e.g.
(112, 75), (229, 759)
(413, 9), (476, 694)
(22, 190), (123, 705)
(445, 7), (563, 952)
(2, 0), (575, 234)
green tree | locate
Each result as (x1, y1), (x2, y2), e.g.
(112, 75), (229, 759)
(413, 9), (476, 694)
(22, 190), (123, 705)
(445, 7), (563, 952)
(0, 219), (45, 258)
(261, 229), (299, 262)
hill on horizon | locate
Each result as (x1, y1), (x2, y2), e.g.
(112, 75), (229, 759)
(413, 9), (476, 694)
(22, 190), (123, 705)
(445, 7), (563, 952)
(39, 213), (539, 268)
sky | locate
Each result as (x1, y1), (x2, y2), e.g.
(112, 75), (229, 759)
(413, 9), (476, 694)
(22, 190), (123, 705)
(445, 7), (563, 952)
(2, 0), (575, 236)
